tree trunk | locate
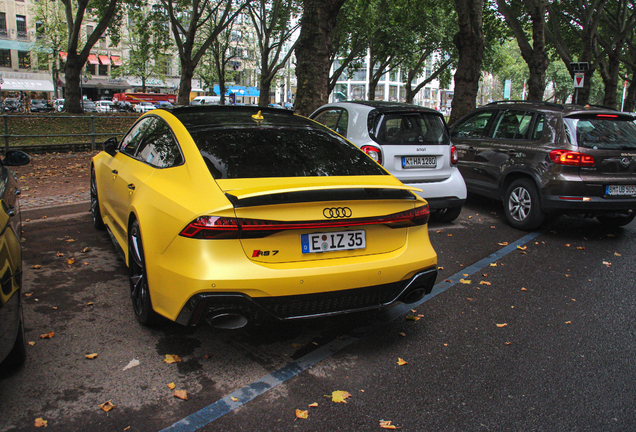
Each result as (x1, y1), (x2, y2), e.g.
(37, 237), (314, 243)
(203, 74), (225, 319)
(178, 59), (195, 106)
(601, 49), (622, 109)
(294, 0), (347, 116)
(449, 0), (485, 125)
(525, 0), (549, 101)
(624, 73), (636, 112)
(259, 78), (272, 107)
(64, 54), (83, 114)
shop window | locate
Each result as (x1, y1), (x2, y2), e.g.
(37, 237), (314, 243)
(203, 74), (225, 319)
(99, 64), (108, 75)
(0, 13), (7, 37)
(0, 49), (11, 67)
(16, 15), (27, 39)
(18, 51), (30, 69)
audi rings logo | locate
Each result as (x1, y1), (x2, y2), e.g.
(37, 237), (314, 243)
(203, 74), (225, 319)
(323, 207), (352, 218)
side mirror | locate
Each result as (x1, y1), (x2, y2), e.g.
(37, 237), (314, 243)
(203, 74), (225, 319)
(103, 137), (118, 156)
(2, 150), (30, 167)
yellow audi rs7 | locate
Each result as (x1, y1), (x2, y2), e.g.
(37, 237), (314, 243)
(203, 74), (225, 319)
(91, 106), (437, 328)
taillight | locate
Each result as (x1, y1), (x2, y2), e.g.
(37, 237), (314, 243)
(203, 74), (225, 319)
(450, 145), (459, 165)
(179, 205), (431, 239)
(549, 150), (595, 167)
(361, 145), (382, 164)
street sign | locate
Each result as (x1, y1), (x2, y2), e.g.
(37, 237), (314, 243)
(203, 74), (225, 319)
(504, 80), (511, 99)
(570, 62), (589, 73)
(574, 73), (585, 88)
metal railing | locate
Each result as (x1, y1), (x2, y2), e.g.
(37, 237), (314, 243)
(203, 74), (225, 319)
(1, 113), (138, 153)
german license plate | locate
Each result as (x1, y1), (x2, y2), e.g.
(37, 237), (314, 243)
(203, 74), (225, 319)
(403, 156), (437, 169)
(606, 185), (636, 196)
(301, 230), (366, 254)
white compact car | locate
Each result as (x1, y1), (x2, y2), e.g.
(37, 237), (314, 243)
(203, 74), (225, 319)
(311, 101), (466, 222)
(134, 102), (156, 113)
(96, 100), (114, 113)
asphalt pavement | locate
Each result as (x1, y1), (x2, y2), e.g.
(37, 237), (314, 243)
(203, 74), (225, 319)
(2, 197), (635, 431)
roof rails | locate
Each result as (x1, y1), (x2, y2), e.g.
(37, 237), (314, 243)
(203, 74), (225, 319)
(562, 103), (619, 111)
(486, 100), (564, 110)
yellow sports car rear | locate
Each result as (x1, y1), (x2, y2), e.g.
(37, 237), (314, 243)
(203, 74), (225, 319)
(91, 106), (437, 328)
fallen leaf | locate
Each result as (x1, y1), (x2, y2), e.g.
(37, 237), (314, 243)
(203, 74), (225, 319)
(505, 342), (512, 346)
(99, 400), (115, 412)
(405, 315), (420, 321)
(565, 243), (571, 247)
(437, 266), (444, 270)
(66, 258), (75, 266)
(167, 383), (176, 390)
(56, 252), (64, 257)
(577, 247), (585, 250)
(379, 420), (400, 429)
(498, 242), (509, 246)
(443, 279), (452, 283)
(479, 281), (491, 286)
(398, 332), (406, 337)
(164, 354), (182, 364)
(467, 298), (474, 301)
(32, 265), (42, 269)
(231, 396), (238, 402)
(491, 226), (496, 229)
(85, 353), (98, 360)
(614, 252), (621, 256)
(517, 245), (527, 251)
(65, 239), (77, 243)
(328, 390), (352, 403)
(495, 323), (508, 328)
(82, 247), (90, 253)
(462, 273), (469, 277)
(459, 279), (471, 284)
(602, 261), (611, 267)
(308, 402), (319, 407)
(448, 233), (453, 237)
(34, 418), (48, 428)
(25, 292), (33, 297)
(565, 321), (572, 324)
(295, 409), (309, 419)
(86, 302), (94, 306)
(28, 341), (35, 346)
(490, 263), (497, 267)
(122, 359), (140, 371)
(40, 331), (55, 339)
(521, 287), (528, 291)
(482, 274), (489, 277)
(397, 358), (408, 366)
(174, 390), (188, 400)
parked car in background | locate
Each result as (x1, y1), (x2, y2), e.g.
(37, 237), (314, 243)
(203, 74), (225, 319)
(96, 100), (115, 113)
(2, 98), (21, 112)
(310, 101), (467, 222)
(53, 99), (65, 112)
(30, 99), (53, 113)
(154, 101), (174, 109)
(191, 96), (221, 105)
(113, 101), (134, 112)
(134, 101), (156, 113)
(81, 100), (98, 113)
(91, 106), (438, 328)
(450, 101), (636, 230)
(0, 150), (31, 371)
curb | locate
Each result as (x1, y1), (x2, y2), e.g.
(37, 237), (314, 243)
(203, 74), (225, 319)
(22, 201), (90, 221)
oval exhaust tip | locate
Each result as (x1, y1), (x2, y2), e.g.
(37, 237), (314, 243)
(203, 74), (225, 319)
(402, 288), (427, 304)
(206, 313), (249, 330)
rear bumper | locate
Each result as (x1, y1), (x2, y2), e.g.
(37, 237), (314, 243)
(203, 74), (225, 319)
(175, 267), (438, 326)
(400, 167), (467, 208)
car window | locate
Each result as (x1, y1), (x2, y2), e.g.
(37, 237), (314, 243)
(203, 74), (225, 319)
(531, 114), (545, 140)
(451, 110), (495, 138)
(313, 109), (348, 136)
(492, 110), (535, 139)
(564, 114), (636, 150)
(136, 118), (184, 168)
(120, 118), (155, 156)
(374, 112), (447, 145)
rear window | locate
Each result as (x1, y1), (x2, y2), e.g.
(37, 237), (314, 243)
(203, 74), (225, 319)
(187, 121), (388, 179)
(371, 112), (448, 145)
(564, 114), (636, 150)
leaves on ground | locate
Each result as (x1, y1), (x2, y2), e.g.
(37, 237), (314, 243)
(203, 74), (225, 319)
(164, 354), (182, 364)
(397, 358), (408, 366)
(40, 331), (55, 339)
(405, 315), (420, 321)
(379, 420), (401, 429)
(495, 323), (508, 328)
(459, 279), (471, 284)
(308, 402), (319, 407)
(85, 353), (98, 360)
(479, 281), (491, 286)
(295, 409), (309, 419)
(34, 418), (48, 427)
(122, 359), (139, 371)
(327, 390), (352, 403)
(174, 390), (188, 400)
(99, 400), (115, 412)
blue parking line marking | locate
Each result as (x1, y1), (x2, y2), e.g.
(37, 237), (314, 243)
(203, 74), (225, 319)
(160, 230), (542, 432)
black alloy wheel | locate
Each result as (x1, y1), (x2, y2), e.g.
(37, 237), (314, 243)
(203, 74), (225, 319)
(90, 166), (105, 230)
(503, 178), (545, 231)
(128, 220), (159, 325)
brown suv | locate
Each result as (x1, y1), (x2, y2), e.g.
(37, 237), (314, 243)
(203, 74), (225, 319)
(450, 101), (636, 230)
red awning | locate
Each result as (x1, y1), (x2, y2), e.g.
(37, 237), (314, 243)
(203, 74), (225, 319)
(59, 51), (68, 61)
(98, 55), (110, 65)
(87, 54), (99, 65)
(110, 55), (123, 66)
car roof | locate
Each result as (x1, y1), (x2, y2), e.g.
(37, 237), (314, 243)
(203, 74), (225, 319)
(322, 100), (442, 115)
(482, 100), (627, 116)
(164, 105), (302, 130)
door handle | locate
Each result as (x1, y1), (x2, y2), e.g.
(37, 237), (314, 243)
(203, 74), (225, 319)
(112, 169), (118, 175)
(127, 184), (135, 191)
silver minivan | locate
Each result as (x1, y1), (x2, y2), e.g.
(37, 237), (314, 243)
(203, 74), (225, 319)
(311, 101), (466, 222)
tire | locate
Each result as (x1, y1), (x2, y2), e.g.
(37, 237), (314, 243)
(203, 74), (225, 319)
(503, 178), (545, 231)
(128, 220), (159, 325)
(90, 167), (106, 230)
(432, 206), (462, 223)
(2, 309), (27, 370)
(596, 213), (635, 227)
